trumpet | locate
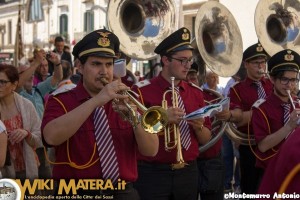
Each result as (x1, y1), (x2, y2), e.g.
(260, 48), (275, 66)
(162, 77), (186, 169)
(100, 78), (168, 134)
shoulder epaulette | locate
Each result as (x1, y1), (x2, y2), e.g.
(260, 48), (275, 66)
(231, 81), (240, 88)
(135, 79), (151, 88)
(252, 98), (266, 108)
(52, 85), (76, 96)
(189, 82), (203, 91)
(52, 90), (70, 96)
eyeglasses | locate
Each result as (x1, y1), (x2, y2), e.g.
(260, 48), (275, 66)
(0, 80), (11, 87)
(168, 57), (193, 66)
(249, 61), (266, 67)
(279, 77), (299, 85)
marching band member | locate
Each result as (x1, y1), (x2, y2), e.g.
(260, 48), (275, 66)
(132, 27), (212, 200)
(41, 29), (158, 199)
(257, 50), (300, 198)
(252, 49), (300, 171)
(216, 43), (273, 196)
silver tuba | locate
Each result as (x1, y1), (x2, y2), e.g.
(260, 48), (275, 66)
(107, 0), (176, 60)
(255, 0), (300, 57)
(225, 123), (256, 146)
(194, 1), (243, 77)
(193, 1), (243, 151)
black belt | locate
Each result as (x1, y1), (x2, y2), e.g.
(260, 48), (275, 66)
(138, 160), (197, 170)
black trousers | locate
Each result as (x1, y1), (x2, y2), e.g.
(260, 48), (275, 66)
(239, 146), (264, 197)
(134, 160), (198, 200)
(197, 154), (224, 200)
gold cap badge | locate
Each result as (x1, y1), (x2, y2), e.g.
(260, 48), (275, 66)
(182, 29), (189, 41)
(256, 43), (263, 52)
(284, 50), (294, 61)
(97, 32), (111, 47)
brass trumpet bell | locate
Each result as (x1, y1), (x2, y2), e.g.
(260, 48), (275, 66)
(99, 77), (168, 134)
(121, 90), (168, 134)
(142, 106), (169, 134)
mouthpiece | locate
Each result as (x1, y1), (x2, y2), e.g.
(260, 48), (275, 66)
(258, 70), (267, 75)
(100, 78), (109, 85)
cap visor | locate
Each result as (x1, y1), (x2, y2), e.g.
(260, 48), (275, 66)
(188, 69), (198, 73)
(172, 44), (194, 52)
(85, 52), (117, 58)
(271, 65), (299, 73)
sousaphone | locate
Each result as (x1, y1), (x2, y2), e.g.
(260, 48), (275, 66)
(107, 0), (176, 60)
(194, 1), (243, 77)
(255, 0), (300, 56)
(193, 1), (243, 151)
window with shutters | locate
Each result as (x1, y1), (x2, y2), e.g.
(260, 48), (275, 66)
(84, 10), (94, 33)
(60, 14), (68, 37)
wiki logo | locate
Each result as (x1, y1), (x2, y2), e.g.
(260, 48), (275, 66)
(0, 179), (21, 200)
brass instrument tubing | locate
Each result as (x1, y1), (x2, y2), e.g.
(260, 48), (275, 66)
(171, 77), (176, 108)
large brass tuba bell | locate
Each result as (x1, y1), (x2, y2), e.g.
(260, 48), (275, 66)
(194, 1), (243, 77)
(255, 0), (300, 84)
(107, 0), (176, 60)
(255, 0), (300, 56)
(192, 1), (243, 151)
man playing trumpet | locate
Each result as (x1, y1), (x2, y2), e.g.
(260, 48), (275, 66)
(41, 29), (159, 199)
(132, 27), (212, 200)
